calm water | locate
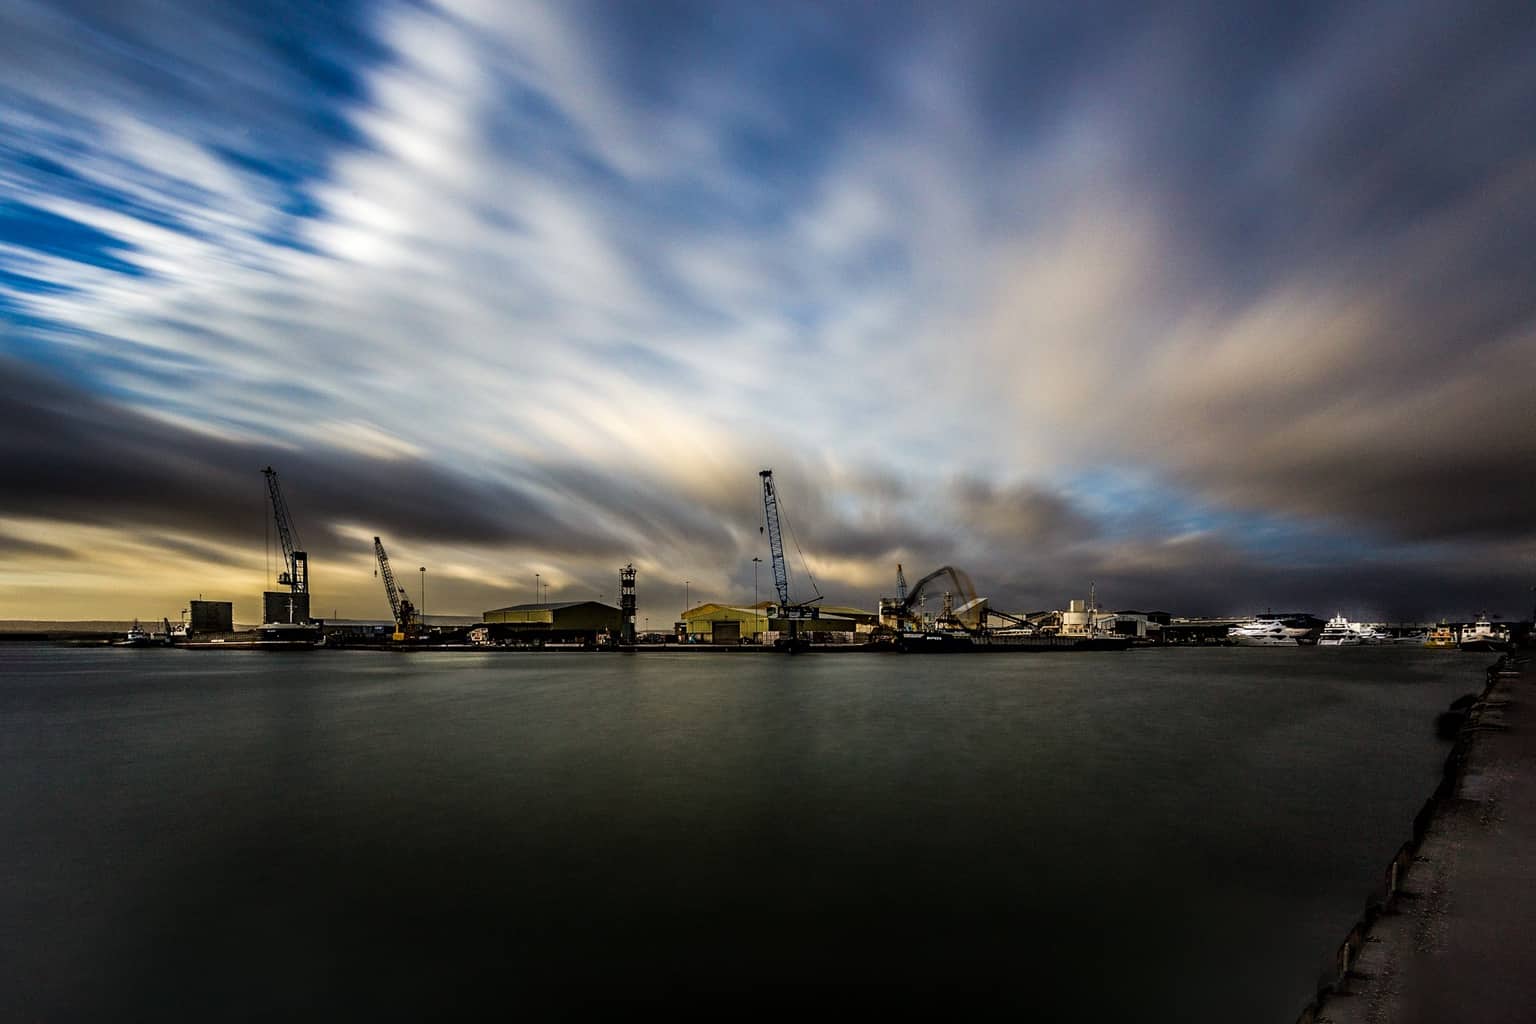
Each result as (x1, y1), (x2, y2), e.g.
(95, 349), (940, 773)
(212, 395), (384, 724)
(0, 645), (1484, 1019)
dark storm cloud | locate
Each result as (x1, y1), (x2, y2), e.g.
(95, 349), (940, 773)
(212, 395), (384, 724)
(1098, 553), (1533, 625)
(954, 0), (1536, 547)
(949, 477), (1100, 549)
(974, 531), (1531, 623)
(0, 530), (74, 562)
(0, 357), (605, 560)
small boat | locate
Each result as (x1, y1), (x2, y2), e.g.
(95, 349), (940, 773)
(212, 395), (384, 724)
(112, 620), (157, 647)
(1317, 615), (1362, 647)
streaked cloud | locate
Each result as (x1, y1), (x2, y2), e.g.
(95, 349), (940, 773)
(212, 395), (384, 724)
(1, 0), (1533, 622)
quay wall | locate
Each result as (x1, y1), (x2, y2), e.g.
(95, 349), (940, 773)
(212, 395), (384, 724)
(1293, 651), (1529, 1023)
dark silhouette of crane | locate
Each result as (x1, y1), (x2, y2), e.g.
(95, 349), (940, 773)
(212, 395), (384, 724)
(263, 466), (307, 596)
(259, 465), (313, 628)
(374, 536), (416, 641)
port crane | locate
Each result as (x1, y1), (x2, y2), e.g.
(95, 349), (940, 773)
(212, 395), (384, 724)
(759, 469), (821, 649)
(883, 565), (983, 633)
(373, 536), (416, 641)
(263, 466), (308, 595)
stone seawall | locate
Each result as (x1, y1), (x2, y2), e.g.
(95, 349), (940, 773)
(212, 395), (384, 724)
(1295, 652), (1531, 1023)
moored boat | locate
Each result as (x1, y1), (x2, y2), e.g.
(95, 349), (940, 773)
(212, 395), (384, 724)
(1227, 618), (1301, 646)
(254, 621), (326, 648)
(1423, 622), (1457, 649)
(1317, 615), (1362, 647)
(1458, 614), (1510, 652)
(112, 620), (158, 647)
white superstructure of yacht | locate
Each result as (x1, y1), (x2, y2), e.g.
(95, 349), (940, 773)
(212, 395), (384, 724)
(1226, 618), (1301, 646)
(1317, 615), (1362, 646)
(1352, 623), (1391, 644)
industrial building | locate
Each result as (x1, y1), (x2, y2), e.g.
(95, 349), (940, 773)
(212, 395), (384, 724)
(480, 601), (622, 645)
(679, 602), (878, 643)
(189, 600), (233, 634)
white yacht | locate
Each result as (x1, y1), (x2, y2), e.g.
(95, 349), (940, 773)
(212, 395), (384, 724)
(1353, 623), (1391, 644)
(1227, 618), (1300, 646)
(1317, 615), (1362, 646)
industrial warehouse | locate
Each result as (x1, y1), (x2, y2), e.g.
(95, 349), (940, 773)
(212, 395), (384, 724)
(476, 601), (624, 647)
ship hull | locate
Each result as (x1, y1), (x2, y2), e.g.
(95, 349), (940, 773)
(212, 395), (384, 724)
(1458, 639), (1510, 653)
(173, 626), (324, 650)
(894, 633), (1132, 653)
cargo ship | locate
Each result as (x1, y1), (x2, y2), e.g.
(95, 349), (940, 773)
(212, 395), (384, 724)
(174, 622), (325, 650)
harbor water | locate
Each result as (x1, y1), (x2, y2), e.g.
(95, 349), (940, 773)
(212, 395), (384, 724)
(0, 646), (1482, 1019)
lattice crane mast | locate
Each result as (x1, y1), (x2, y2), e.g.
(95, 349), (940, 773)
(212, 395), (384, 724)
(759, 469), (820, 648)
(262, 466), (308, 595)
(374, 536), (416, 641)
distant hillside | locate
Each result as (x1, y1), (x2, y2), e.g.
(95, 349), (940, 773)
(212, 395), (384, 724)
(0, 616), (477, 635)
(2, 620), (150, 634)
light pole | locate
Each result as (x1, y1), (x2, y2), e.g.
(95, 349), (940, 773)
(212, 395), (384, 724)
(752, 557), (762, 641)
(684, 580), (690, 642)
(419, 567), (426, 629)
(535, 572), (540, 612)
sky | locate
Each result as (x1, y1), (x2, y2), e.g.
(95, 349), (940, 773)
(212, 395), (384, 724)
(1, 0), (1534, 625)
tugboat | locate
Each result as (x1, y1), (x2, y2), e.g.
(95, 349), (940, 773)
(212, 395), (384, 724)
(112, 620), (156, 647)
(1458, 613), (1511, 653)
(1423, 622), (1457, 649)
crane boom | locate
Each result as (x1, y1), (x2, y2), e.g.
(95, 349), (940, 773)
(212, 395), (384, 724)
(376, 537), (411, 632)
(758, 468), (819, 651)
(759, 469), (791, 607)
(262, 466), (307, 593)
(896, 563), (908, 603)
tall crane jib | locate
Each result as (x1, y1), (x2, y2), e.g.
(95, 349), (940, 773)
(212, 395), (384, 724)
(758, 469), (819, 650)
(261, 465), (312, 626)
(374, 536), (416, 641)
(262, 466), (307, 594)
(759, 470), (791, 608)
